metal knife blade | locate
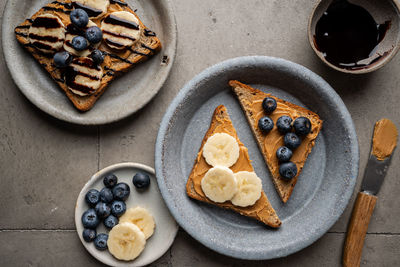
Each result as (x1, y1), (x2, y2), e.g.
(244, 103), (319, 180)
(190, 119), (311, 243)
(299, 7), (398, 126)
(361, 154), (392, 195)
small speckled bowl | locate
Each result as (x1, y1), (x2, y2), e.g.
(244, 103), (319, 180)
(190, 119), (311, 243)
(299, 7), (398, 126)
(308, 0), (400, 74)
(75, 162), (178, 266)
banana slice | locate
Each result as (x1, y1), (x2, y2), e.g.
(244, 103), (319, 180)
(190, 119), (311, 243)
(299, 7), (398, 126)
(107, 222), (146, 261)
(101, 11), (141, 50)
(203, 133), (240, 168)
(201, 166), (237, 203)
(119, 207), (155, 239)
(231, 171), (262, 207)
(64, 20), (99, 57)
(28, 14), (66, 54)
(66, 57), (103, 96)
(72, 0), (109, 19)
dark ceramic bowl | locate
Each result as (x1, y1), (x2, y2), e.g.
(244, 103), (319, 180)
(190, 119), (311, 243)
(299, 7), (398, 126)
(308, 0), (400, 74)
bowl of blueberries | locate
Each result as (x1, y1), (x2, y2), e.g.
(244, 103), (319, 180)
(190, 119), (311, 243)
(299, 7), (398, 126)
(75, 162), (178, 266)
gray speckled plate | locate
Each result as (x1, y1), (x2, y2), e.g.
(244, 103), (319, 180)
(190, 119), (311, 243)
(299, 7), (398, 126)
(75, 162), (178, 267)
(2, 0), (176, 125)
(155, 56), (359, 260)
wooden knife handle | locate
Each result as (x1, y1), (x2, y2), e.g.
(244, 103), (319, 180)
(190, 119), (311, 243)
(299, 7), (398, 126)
(343, 192), (377, 267)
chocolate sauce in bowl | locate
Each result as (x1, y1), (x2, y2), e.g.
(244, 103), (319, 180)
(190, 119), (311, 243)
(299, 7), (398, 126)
(314, 0), (391, 69)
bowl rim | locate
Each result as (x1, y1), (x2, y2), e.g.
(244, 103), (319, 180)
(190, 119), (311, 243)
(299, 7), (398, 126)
(307, 0), (400, 74)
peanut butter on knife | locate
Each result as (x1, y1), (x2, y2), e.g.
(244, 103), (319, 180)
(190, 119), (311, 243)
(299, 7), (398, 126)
(372, 119), (398, 161)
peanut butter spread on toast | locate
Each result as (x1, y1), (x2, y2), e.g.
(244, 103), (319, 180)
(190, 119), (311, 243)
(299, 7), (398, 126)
(186, 105), (281, 227)
(247, 98), (321, 186)
(229, 80), (323, 203)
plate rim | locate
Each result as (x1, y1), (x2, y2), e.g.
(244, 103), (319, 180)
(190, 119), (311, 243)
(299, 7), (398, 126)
(155, 56), (359, 260)
(74, 162), (179, 266)
(2, 0), (177, 125)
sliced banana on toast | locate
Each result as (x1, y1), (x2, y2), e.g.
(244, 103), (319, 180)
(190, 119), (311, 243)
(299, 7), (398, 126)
(101, 11), (141, 50)
(72, 0), (110, 19)
(203, 133), (240, 167)
(201, 166), (237, 203)
(231, 171), (262, 207)
(201, 133), (262, 207)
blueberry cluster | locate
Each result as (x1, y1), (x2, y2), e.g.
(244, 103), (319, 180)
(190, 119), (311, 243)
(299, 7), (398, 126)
(258, 97), (312, 180)
(53, 9), (104, 68)
(81, 172), (151, 251)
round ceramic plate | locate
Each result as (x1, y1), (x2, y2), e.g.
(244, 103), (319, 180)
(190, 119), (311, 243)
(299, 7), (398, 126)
(75, 162), (178, 266)
(2, 0), (176, 125)
(155, 56), (359, 260)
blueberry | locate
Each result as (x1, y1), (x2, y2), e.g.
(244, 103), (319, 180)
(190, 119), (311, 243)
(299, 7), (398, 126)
(53, 51), (72, 68)
(85, 26), (103, 44)
(90, 49), (104, 65)
(103, 174), (118, 188)
(262, 97), (277, 113)
(133, 172), (151, 189)
(71, 36), (88, 51)
(258, 116), (274, 133)
(94, 233), (108, 250)
(293, 117), (312, 136)
(82, 228), (96, 242)
(103, 215), (118, 229)
(276, 146), (293, 162)
(112, 183), (130, 201)
(284, 132), (301, 150)
(100, 188), (113, 203)
(110, 200), (126, 217)
(279, 162), (298, 180)
(85, 189), (100, 207)
(95, 202), (111, 218)
(276, 116), (293, 134)
(81, 209), (100, 229)
(70, 9), (89, 28)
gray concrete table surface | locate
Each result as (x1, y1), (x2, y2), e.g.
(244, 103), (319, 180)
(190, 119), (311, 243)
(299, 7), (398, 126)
(0, 0), (399, 266)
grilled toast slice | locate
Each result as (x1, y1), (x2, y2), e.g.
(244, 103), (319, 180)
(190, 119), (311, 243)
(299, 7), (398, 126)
(14, 0), (161, 111)
(186, 105), (281, 228)
(230, 80), (323, 203)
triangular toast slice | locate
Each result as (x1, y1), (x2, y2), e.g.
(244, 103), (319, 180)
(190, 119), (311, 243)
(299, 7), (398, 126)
(229, 80), (323, 203)
(186, 105), (281, 228)
(14, 0), (161, 111)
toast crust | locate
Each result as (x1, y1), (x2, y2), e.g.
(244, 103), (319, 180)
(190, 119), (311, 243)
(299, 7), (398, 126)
(14, 0), (161, 111)
(229, 80), (323, 203)
(186, 105), (281, 228)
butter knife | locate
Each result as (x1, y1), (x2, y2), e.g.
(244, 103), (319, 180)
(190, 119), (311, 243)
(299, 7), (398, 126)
(343, 119), (398, 267)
